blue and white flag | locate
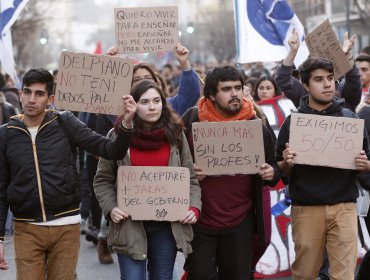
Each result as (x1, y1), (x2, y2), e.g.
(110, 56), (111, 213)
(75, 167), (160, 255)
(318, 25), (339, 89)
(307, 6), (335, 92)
(0, 0), (29, 79)
(234, 0), (309, 66)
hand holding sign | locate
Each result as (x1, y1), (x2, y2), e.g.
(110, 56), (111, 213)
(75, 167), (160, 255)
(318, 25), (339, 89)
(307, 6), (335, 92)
(106, 44), (119, 56)
(259, 163), (275, 181)
(282, 143), (297, 168)
(121, 95), (136, 129)
(193, 163), (206, 182)
(355, 151), (370, 171)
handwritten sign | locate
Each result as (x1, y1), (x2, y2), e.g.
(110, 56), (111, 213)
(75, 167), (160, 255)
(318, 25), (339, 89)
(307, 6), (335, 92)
(192, 120), (265, 175)
(117, 166), (190, 221)
(289, 113), (364, 169)
(305, 19), (352, 80)
(115, 6), (178, 54)
(54, 51), (134, 115)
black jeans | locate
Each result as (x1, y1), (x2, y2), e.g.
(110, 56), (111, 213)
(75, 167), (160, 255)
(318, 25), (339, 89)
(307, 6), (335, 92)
(185, 212), (255, 280)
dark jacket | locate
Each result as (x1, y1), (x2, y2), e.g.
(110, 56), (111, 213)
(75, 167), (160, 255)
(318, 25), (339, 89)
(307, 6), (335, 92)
(182, 107), (279, 246)
(0, 110), (132, 241)
(275, 64), (361, 112)
(276, 96), (370, 205)
(2, 86), (21, 112)
(0, 91), (17, 125)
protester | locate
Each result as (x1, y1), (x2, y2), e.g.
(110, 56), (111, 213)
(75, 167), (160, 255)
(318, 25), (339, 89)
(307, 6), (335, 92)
(108, 43), (200, 116)
(276, 28), (362, 280)
(93, 80), (201, 280)
(0, 68), (136, 278)
(253, 76), (282, 102)
(0, 73), (20, 113)
(0, 90), (17, 126)
(356, 88), (370, 260)
(355, 55), (370, 103)
(360, 46), (370, 56)
(244, 77), (258, 98)
(181, 65), (280, 280)
(276, 57), (370, 279)
(92, 42), (201, 265)
(275, 29), (361, 112)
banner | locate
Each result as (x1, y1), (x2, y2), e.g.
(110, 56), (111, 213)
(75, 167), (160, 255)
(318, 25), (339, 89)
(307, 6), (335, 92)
(54, 51), (134, 115)
(234, 0), (308, 66)
(0, 0), (29, 79)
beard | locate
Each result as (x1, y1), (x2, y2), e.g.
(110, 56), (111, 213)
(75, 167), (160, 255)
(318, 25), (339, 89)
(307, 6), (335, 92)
(214, 98), (242, 116)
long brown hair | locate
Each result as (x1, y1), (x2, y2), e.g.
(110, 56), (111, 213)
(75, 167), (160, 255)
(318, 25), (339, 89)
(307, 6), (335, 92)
(131, 80), (183, 147)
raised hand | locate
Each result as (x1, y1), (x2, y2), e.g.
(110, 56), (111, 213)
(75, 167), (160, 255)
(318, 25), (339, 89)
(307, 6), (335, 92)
(121, 95), (137, 129)
(287, 28), (300, 52)
(175, 43), (191, 71)
(106, 44), (119, 56)
(342, 32), (357, 55)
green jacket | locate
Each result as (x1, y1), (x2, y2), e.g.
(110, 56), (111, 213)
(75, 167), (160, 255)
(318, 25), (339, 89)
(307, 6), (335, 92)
(93, 130), (202, 260)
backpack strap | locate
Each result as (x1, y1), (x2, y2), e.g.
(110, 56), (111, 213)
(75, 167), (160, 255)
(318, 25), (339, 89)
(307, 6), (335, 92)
(341, 108), (355, 118)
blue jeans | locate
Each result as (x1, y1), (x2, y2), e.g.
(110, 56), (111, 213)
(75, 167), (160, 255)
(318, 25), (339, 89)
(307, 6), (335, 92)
(117, 222), (177, 280)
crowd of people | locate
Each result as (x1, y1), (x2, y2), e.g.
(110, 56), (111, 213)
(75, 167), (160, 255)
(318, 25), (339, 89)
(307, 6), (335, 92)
(0, 29), (370, 280)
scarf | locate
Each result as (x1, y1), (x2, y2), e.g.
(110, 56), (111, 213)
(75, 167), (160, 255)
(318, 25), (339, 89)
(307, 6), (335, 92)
(131, 127), (167, 150)
(198, 96), (256, 122)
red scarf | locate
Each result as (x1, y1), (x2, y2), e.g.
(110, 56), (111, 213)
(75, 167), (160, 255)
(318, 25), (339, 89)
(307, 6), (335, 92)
(198, 97), (256, 122)
(131, 127), (167, 150)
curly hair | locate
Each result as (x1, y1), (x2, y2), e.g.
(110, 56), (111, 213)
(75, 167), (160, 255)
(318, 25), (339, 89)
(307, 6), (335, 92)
(130, 80), (183, 147)
(203, 65), (244, 98)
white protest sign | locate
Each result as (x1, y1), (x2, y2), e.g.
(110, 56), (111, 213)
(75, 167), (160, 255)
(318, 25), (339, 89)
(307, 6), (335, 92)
(289, 113), (364, 169)
(117, 166), (190, 221)
(192, 120), (265, 176)
(115, 6), (178, 54)
(54, 51), (134, 115)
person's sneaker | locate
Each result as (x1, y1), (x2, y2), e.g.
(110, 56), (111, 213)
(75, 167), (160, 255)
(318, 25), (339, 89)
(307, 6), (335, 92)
(97, 239), (114, 264)
(85, 226), (99, 245)
(80, 219), (87, 235)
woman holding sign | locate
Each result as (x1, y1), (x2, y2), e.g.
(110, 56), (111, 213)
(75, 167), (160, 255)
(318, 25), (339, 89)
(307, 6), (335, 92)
(108, 42), (200, 116)
(93, 80), (201, 280)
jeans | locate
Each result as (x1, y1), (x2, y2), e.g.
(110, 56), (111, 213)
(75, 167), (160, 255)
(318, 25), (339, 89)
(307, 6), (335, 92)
(117, 221), (177, 280)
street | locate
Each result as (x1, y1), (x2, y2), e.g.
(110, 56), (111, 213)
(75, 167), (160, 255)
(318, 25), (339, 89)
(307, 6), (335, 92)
(1, 234), (292, 280)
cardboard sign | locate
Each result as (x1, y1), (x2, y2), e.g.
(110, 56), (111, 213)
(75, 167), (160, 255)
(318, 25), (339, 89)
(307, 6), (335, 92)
(305, 19), (352, 80)
(115, 6), (178, 54)
(289, 113), (364, 169)
(54, 51), (134, 115)
(117, 166), (190, 221)
(192, 120), (265, 175)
